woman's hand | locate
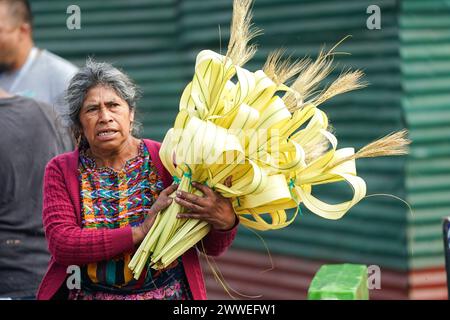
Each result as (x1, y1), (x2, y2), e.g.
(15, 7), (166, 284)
(132, 183), (178, 244)
(174, 177), (237, 231)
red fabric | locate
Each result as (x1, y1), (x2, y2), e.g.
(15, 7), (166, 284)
(36, 139), (238, 300)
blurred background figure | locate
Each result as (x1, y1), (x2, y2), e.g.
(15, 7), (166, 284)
(0, 87), (67, 299)
(0, 0), (77, 151)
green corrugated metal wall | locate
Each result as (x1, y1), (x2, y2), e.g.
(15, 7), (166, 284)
(31, 0), (419, 272)
(401, 0), (450, 270)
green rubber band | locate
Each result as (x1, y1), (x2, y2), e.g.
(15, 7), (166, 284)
(182, 164), (193, 182)
(288, 178), (296, 189)
(288, 178), (303, 216)
(172, 176), (181, 184)
(183, 172), (192, 178)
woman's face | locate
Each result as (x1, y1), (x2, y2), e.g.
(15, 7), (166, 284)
(79, 85), (135, 152)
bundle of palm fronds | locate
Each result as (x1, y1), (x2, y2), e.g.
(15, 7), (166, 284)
(129, 0), (410, 279)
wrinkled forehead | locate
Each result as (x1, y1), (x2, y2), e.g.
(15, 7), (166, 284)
(83, 85), (126, 106)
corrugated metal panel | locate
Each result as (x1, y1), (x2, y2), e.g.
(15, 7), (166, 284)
(401, 0), (450, 273)
(409, 268), (448, 299)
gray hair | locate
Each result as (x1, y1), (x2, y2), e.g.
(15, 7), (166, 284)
(66, 58), (141, 148)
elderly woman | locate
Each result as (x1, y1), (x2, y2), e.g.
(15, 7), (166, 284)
(37, 60), (238, 300)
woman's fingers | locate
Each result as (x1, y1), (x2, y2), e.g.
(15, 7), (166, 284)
(191, 181), (214, 197)
(162, 183), (179, 196)
(224, 175), (233, 188)
(162, 197), (173, 208)
(176, 212), (204, 220)
(151, 196), (173, 214)
(174, 196), (203, 213)
(150, 184), (178, 214)
(176, 190), (206, 206)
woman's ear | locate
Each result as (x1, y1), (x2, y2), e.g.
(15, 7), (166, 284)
(130, 109), (135, 123)
(75, 127), (86, 148)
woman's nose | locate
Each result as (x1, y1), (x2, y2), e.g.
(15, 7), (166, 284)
(98, 106), (113, 123)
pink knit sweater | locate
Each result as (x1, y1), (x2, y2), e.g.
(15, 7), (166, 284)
(37, 139), (238, 300)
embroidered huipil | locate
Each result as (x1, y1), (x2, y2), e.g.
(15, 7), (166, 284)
(71, 141), (192, 300)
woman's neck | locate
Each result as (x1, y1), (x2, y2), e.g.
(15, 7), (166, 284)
(89, 137), (141, 171)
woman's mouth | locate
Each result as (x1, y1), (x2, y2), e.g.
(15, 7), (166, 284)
(96, 130), (118, 140)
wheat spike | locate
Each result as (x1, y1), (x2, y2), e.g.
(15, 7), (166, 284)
(282, 48), (334, 111)
(353, 129), (411, 158)
(312, 69), (367, 105)
(263, 49), (310, 86)
(226, 0), (262, 67)
(328, 129), (411, 170)
(282, 36), (352, 112)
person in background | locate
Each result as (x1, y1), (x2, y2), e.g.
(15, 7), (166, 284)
(0, 0), (78, 151)
(0, 87), (67, 299)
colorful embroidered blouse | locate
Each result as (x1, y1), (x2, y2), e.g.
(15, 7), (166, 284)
(72, 141), (192, 300)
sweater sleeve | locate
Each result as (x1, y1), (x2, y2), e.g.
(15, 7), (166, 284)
(42, 159), (134, 266)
